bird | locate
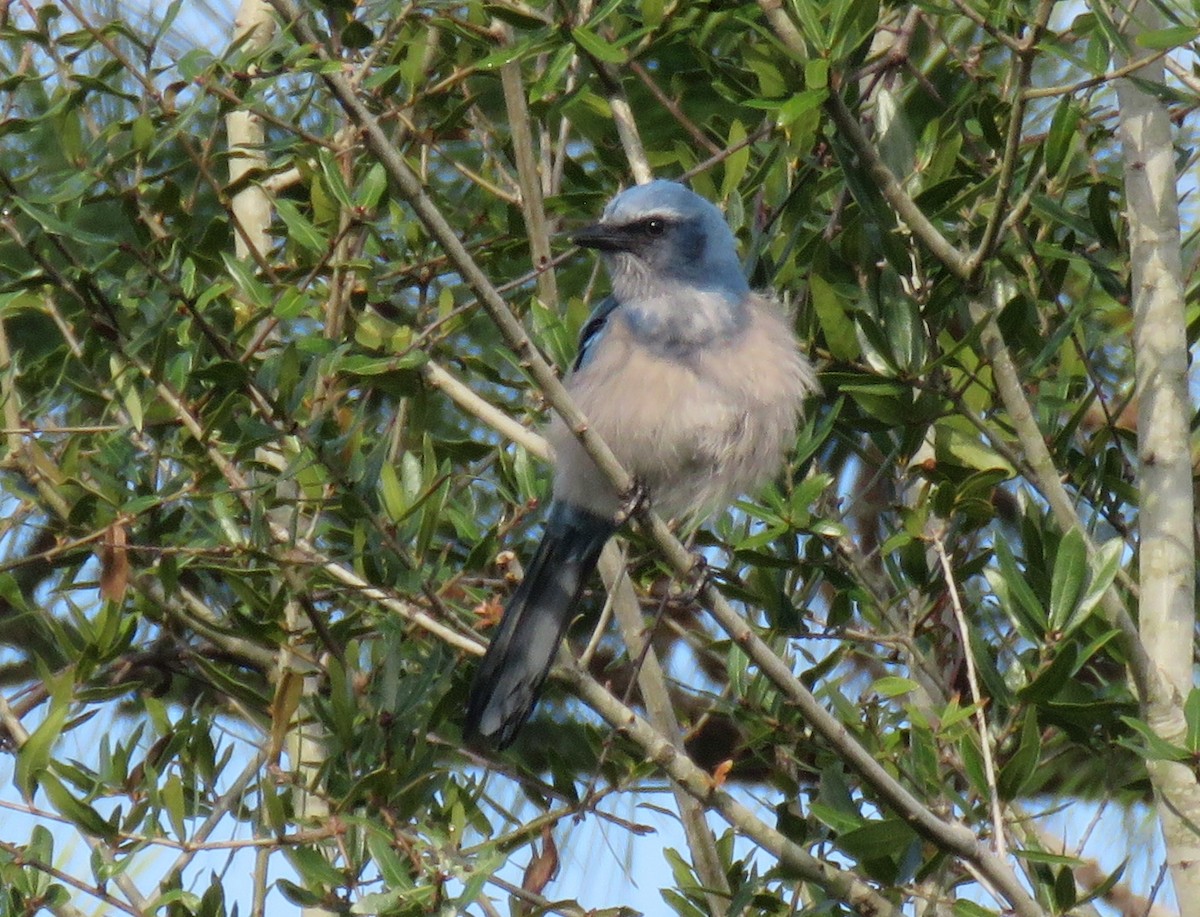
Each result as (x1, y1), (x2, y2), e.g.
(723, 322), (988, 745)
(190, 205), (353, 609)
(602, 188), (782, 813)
(464, 180), (819, 748)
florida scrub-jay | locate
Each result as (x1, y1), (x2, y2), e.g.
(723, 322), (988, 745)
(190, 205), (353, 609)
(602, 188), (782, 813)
(465, 180), (819, 747)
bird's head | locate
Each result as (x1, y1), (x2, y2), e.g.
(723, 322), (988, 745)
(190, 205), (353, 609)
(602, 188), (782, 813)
(571, 181), (750, 305)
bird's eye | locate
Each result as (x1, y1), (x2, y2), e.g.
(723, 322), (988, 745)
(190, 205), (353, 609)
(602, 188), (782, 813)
(644, 218), (666, 236)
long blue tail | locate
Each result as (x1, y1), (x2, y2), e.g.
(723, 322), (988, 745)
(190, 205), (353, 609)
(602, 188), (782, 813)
(465, 503), (616, 748)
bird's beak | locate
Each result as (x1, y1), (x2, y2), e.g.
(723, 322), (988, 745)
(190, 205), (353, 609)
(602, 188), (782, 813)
(571, 222), (632, 252)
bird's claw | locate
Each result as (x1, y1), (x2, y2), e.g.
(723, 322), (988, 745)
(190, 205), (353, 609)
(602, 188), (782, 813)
(613, 478), (649, 525)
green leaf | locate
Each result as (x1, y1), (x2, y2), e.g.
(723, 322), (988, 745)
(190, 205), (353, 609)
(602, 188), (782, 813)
(273, 288), (309, 320)
(998, 708), (1041, 800)
(1078, 859), (1127, 905)
(1013, 848), (1086, 866)
(221, 252), (272, 309)
(275, 198), (326, 254)
(1045, 97), (1080, 177)
(1118, 715), (1190, 762)
(721, 121), (749, 199)
(992, 539), (1047, 638)
(872, 676), (919, 698)
(276, 879), (323, 907)
(474, 41), (534, 71)
(40, 772), (116, 841)
(1135, 25), (1200, 49)
(809, 274), (859, 360)
(640, 0), (666, 26)
(357, 162), (388, 210)
(959, 733), (987, 796)
(1087, 182), (1120, 248)
(317, 147), (354, 208)
(163, 772), (187, 842)
(836, 818), (918, 861)
(1064, 536), (1121, 636)
(776, 88), (827, 128)
(1053, 863), (1077, 912)
(147, 888), (204, 913)
(131, 113), (154, 152)
(285, 845), (345, 887)
(933, 416), (1016, 475)
(16, 697), (70, 799)
(365, 828), (414, 889)
(1186, 688), (1200, 753)
(337, 352), (426, 375)
(953, 901), (1000, 917)
(1019, 641), (1078, 703)
(340, 20), (374, 49)
(571, 26), (627, 63)
(351, 891), (405, 914)
(378, 461), (408, 522)
(1048, 528), (1086, 632)
(111, 355), (143, 432)
(12, 199), (110, 246)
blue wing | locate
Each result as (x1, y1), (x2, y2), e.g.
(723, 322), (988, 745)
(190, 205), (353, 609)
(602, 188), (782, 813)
(572, 295), (620, 372)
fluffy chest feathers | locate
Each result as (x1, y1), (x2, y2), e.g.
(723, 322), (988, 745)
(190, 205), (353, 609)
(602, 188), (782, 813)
(547, 293), (818, 521)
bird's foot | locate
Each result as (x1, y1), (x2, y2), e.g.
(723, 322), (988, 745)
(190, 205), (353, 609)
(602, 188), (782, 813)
(613, 477), (649, 526)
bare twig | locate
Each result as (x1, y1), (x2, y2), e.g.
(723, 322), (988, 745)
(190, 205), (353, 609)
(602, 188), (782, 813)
(422, 361), (550, 460)
(499, 48), (559, 306)
(629, 60), (721, 156)
(933, 534), (1006, 858)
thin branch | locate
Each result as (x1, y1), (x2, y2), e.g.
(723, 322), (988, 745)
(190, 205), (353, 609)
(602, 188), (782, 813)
(680, 121), (774, 185)
(756, 0), (807, 58)
(629, 60), (721, 156)
(1023, 46), (1171, 99)
(610, 94), (653, 185)
(933, 535), (1006, 858)
(0, 840), (125, 917)
(944, 0), (1024, 53)
(964, 0), (1051, 279)
(422, 360), (550, 460)
(824, 91), (974, 282)
(499, 47), (559, 306)
(1164, 55), (1200, 96)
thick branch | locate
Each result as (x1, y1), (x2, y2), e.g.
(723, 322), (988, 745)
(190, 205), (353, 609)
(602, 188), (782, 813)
(1112, 0), (1200, 911)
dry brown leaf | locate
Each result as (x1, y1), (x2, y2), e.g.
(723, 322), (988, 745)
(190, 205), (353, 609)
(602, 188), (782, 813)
(99, 522), (130, 602)
(521, 824), (559, 897)
(711, 758), (734, 788)
(473, 596), (504, 629)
